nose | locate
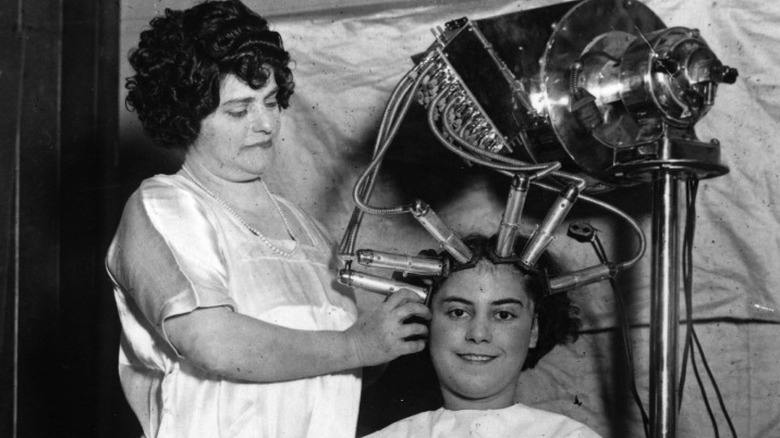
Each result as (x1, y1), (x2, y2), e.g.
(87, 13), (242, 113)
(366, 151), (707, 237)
(466, 315), (491, 344)
(251, 106), (277, 134)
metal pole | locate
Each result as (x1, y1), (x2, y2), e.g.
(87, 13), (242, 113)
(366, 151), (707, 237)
(649, 134), (681, 438)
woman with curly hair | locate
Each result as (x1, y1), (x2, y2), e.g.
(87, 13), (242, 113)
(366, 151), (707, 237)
(365, 236), (600, 437)
(106, 1), (429, 437)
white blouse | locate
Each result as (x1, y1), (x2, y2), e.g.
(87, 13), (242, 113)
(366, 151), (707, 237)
(365, 403), (602, 438)
(107, 173), (360, 438)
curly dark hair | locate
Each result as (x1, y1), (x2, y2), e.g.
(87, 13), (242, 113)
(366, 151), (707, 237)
(125, 0), (295, 149)
(430, 234), (581, 370)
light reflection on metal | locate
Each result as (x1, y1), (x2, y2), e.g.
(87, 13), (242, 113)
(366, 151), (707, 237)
(338, 269), (429, 301)
(356, 249), (445, 277)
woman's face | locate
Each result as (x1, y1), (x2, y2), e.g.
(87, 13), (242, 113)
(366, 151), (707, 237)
(188, 72), (281, 182)
(429, 262), (537, 410)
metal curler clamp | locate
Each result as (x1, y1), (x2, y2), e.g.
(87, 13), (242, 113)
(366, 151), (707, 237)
(337, 269), (429, 301)
(411, 200), (472, 263)
(356, 249), (447, 277)
(519, 184), (580, 267)
(495, 174), (531, 257)
(546, 263), (617, 294)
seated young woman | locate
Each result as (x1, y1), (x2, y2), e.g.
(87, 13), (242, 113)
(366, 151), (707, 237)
(364, 235), (602, 438)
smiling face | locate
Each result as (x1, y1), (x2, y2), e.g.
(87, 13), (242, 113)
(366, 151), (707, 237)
(429, 261), (538, 410)
(187, 71), (281, 182)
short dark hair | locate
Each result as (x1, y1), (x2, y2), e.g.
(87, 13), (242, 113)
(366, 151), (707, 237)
(431, 234), (581, 370)
(125, 0), (295, 149)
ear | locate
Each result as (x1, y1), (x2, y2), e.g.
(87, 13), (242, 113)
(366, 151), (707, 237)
(529, 315), (539, 349)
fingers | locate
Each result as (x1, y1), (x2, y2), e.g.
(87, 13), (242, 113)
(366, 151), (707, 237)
(383, 289), (431, 337)
(400, 339), (426, 355)
(348, 288), (432, 366)
(383, 289), (431, 321)
(387, 299), (429, 322)
(384, 288), (426, 307)
(397, 320), (428, 340)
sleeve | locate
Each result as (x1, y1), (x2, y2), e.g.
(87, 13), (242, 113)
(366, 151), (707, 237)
(107, 178), (236, 353)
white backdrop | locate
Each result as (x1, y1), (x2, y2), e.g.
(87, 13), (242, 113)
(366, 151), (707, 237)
(120, 0), (780, 436)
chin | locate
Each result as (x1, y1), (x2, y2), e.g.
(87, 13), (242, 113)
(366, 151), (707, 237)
(447, 377), (502, 400)
(240, 162), (272, 177)
(240, 153), (276, 173)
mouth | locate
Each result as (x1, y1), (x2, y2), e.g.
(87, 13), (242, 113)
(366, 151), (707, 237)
(247, 140), (273, 149)
(457, 353), (498, 363)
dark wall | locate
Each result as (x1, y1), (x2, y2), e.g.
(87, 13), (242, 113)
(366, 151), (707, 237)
(0, 1), (138, 436)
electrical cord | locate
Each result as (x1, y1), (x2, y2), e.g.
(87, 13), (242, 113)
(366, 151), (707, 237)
(680, 178), (722, 436)
(681, 179), (722, 436)
(339, 61), (436, 256)
(534, 180), (646, 272)
(690, 331), (719, 437)
(679, 179), (696, 408)
(591, 234), (650, 438)
(680, 179), (738, 437)
(351, 64), (427, 215)
(693, 328), (738, 437)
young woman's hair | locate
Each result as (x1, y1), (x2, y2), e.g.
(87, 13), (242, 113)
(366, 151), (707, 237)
(431, 234), (582, 370)
(125, 0), (294, 149)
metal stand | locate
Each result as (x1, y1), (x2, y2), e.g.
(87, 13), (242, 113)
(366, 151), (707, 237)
(610, 128), (728, 438)
(650, 166), (680, 438)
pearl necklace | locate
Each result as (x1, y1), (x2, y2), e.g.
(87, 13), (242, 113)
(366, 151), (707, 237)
(181, 165), (298, 257)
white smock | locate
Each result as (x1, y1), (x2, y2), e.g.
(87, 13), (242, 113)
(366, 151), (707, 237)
(106, 173), (361, 438)
(365, 403), (602, 438)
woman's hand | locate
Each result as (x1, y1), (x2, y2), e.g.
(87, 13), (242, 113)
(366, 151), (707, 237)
(163, 289), (430, 382)
(345, 289), (431, 367)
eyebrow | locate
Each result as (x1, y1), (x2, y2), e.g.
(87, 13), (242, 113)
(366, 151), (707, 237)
(440, 297), (525, 307)
(441, 297), (473, 306)
(222, 97), (255, 106)
(492, 298), (526, 307)
(222, 87), (279, 106)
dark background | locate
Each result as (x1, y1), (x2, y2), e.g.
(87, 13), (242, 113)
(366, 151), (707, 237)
(0, 1), (144, 436)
